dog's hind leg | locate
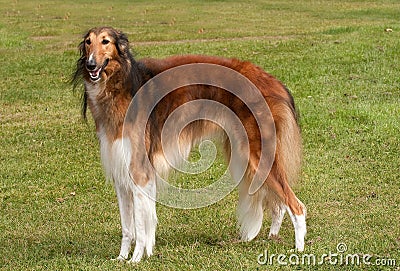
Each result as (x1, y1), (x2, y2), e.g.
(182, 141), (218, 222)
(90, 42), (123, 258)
(129, 179), (157, 263)
(268, 201), (286, 238)
(114, 183), (135, 261)
(285, 197), (306, 251)
(265, 165), (306, 251)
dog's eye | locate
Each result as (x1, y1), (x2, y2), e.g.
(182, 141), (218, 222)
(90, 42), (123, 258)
(102, 39), (110, 45)
(85, 39), (91, 45)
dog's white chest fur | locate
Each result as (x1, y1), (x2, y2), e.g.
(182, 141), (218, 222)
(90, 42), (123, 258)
(97, 126), (132, 188)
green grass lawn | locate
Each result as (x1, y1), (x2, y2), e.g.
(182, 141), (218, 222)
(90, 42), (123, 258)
(1, 0), (399, 270)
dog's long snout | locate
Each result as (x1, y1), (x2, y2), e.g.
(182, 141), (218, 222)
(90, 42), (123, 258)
(86, 57), (97, 71)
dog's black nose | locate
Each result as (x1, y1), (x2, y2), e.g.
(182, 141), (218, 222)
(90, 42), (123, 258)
(86, 58), (97, 71)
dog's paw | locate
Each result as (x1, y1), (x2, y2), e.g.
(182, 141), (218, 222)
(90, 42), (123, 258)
(128, 244), (145, 263)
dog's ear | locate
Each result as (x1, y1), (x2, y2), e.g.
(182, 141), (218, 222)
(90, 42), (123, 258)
(115, 30), (130, 56)
(78, 40), (86, 58)
(72, 31), (91, 121)
(78, 31), (90, 58)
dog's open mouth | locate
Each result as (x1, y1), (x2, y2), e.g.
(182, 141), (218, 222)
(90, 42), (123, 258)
(88, 59), (109, 82)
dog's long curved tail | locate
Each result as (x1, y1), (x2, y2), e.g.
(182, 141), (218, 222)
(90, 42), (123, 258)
(237, 86), (306, 251)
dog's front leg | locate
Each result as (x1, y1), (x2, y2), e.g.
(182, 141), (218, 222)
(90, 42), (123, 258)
(114, 183), (135, 261)
(129, 180), (157, 263)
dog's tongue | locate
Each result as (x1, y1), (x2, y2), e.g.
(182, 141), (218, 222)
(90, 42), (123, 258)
(90, 68), (101, 80)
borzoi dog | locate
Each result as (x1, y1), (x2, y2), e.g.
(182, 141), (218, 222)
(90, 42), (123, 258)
(73, 26), (306, 263)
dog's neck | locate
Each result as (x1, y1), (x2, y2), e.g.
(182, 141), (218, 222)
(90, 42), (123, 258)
(84, 69), (135, 140)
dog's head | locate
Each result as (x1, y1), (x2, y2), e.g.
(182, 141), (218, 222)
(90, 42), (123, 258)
(76, 27), (130, 83)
